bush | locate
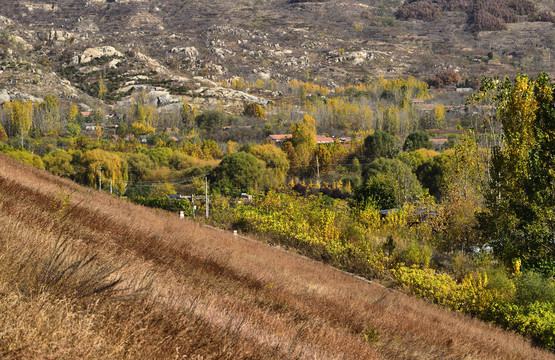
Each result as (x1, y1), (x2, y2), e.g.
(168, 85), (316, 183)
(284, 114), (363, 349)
(396, 241), (432, 268)
(514, 271), (555, 305)
(243, 103), (266, 120)
(130, 196), (193, 215)
(396, 1), (442, 21)
(195, 110), (226, 132)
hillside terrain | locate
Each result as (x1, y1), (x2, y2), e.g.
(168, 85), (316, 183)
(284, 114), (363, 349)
(0, 0), (553, 110)
(1, 153), (554, 359)
(0, 1), (555, 357)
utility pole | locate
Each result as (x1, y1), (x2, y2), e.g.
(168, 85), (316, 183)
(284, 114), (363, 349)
(205, 177), (209, 218)
(98, 167), (102, 190)
(192, 194), (195, 219)
(316, 155), (320, 188)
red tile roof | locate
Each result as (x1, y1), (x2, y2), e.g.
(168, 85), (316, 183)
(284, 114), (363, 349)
(430, 138), (448, 144)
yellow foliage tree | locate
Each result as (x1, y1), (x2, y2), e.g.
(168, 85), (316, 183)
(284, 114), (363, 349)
(4, 100), (33, 147)
(98, 73), (107, 99)
(434, 104), (446, 127)
(291, 114), (317, 166)
(68, 103), (79, 123)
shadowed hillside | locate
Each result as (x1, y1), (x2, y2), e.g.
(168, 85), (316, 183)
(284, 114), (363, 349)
(1, 154), (554, 359)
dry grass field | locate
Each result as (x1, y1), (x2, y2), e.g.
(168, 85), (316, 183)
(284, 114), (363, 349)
(0, 153), (554, 359)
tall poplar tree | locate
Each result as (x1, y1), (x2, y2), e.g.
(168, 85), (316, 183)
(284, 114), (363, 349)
(477, 73), (555, 274)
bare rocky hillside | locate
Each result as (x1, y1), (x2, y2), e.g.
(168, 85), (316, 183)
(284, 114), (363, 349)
(0, 0), (552, 109)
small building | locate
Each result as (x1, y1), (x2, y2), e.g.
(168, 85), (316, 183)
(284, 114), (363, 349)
(267, 134), (335, 145)
(169, 194), (186, 200)
(316, 135), (334, 144)
(430, 138), (448, 151)
(240, 193), (253, 201)
(267, 134), (293, 144)
(83, 123), (100, 131)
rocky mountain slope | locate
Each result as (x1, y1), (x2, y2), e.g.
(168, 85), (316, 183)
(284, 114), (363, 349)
(0, 0), (552, 110)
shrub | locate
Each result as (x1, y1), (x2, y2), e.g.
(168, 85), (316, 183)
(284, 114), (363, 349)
(396, 241), (432, 268)
(514, 271), (555, 305)
(396, 1), (442, 21)
(243, 103), (266, 120)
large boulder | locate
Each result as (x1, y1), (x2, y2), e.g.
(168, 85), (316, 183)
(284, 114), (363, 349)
(71, 46), (123, 65)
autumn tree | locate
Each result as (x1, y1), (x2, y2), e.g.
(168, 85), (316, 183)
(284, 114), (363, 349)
(4, 100), (33, 147)
(281, 141), (300, 176)
(441, 133), (487, 249)
(68, 103), (79, 123)
(0, 123), (7, 141)
(130, 102), (156, 135)
(243, 103), (266, 120)
(78, 149), (127, 193)
(291, 114), (317, 166)
(477, 73), (555, 273)
(35, 95), (61, 135)
(98, 73), (107, 99)
(180, 102), (196, 128)
(43, 149), (75, 177)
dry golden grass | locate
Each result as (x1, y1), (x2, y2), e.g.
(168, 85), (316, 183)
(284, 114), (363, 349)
(0, 153), (553, 359)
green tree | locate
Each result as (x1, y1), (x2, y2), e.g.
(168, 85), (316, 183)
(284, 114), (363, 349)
(126, 152), (154, 183)
(249, 144), (290, 189)
(403, 131), (433, 151)
(195, 110), (225, 132)
(65, 123), (81, 137)
(416, 154), (448, 200)
(1, 147), (44, 169)
(353, 172), (397, 210)
(210, 151), (263, 196)
(361, 157), (424, 207)
(363, 130), (399, 160)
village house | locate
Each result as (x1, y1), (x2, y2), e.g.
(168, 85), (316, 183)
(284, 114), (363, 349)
(83, 123), (100, 131)
(430, 138), (448, 151)
(267, 134), (334, 145)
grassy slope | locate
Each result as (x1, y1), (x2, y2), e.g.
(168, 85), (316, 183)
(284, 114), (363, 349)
(0, 154), (553, 359)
